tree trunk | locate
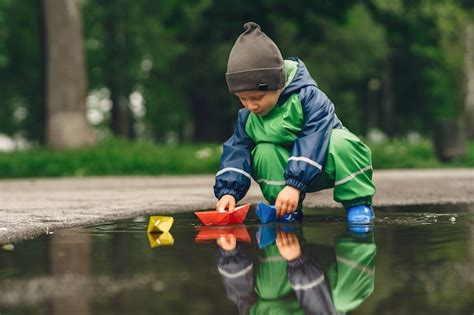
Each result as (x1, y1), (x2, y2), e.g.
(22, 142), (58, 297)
(465, 23), (474, 139)
(37, 0), (47, 144)
(433, 119), (467, 162)
(381, 58), (394, 137)
(43, 0), (95, 149)
(103, 0), (134, 139)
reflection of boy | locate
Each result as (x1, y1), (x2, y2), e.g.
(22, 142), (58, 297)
(214, 22), (376, 223)
(216, 230), (376, 314)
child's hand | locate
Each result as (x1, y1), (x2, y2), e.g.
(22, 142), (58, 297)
(216, 195), (236, 212)
(275, 230), (301, 261)
(275, 186), (300, 217)
(217, 234), (237, 251)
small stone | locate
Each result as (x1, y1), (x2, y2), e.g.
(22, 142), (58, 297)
(2, 244), (14, 251)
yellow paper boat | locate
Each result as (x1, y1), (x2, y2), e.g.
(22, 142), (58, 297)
(147, 216), (174, 233)
(147, 232), (175, 248)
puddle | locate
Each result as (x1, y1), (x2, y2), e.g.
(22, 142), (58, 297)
(0, 204), (473, 314)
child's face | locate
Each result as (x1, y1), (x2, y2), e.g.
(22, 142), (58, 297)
(235, 89), (282, 116)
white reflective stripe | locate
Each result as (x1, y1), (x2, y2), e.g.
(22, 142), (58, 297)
(217, 264), (253, 279)
(288, 156), (322, 170)
(334, 165), (372, 186)
(292, 274), (325, 291)
(336, 256), (374, 276)
(259, 256), (285, 263)
(257, 179), (286, 186)
(216, 167), (252, 180)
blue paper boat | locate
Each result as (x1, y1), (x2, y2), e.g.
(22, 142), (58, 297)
(256, 203), (277, 223)
(256, 202), (304, 224)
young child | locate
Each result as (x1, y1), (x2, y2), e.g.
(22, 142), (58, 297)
(214, 22), (376, 224)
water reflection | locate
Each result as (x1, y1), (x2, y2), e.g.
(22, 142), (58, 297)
(49, 228), (91, 315)
(147, 232), (175, 248)
(1, 207), (473, 315)
(216, 225), (376, 315)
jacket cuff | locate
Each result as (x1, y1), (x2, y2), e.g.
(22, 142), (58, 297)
(217, 189), (240, 201)
(286, 178), (307, 193)
(287, 255), (309, 268)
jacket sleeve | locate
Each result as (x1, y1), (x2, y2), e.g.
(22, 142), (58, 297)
(217, 245), (257, 315)
(287, 255), (337, 315)
(214, 109), (256, 201)
(284, 86), (341, 192)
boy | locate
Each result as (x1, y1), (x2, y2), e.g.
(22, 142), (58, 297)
(214, 22), (375, 224)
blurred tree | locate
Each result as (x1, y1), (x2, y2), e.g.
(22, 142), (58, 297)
(0, 1), (8, 68)
(83, 0), (190, 142)
(1, 0), (473, 151)
(0, 0), (46, 144)
(0, 0), (10, 136)
(43, 0), (95, 149)
(101, 0), (135, 139)
(364, 0), (467, 132)
(364, 0), (468, 160)
(466, 22), (474, 138)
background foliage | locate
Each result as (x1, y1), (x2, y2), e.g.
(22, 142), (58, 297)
(0, 0), (473, 175)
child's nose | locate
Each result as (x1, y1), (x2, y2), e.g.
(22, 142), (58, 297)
(247, 101), (258, 110)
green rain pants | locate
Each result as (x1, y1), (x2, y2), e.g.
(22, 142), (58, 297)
(320, 234), (377, 312)
(252, 128), (376, 208)
(250, 245), (304, 315)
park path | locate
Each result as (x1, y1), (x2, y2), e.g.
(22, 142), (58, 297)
(0, 168), (473, 243)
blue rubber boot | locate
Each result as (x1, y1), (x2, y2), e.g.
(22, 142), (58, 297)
(346, 205), (374, 224)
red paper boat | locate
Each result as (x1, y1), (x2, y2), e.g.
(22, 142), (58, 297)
(194, 203), (250, 225)
(195, 226), (251, 243)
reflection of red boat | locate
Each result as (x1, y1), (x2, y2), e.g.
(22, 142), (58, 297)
(194, 203), (250, 225)
(195, 226), (251, 243)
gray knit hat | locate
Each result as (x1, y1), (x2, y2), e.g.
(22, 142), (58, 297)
(226, 22), (285, 93)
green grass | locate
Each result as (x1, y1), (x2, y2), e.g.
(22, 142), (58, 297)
(370, 139), (474, 169)
(0, 138), (472, 178)
(0, 139), (222, 178)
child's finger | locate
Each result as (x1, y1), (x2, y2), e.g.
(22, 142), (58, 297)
(216, 201), (226, 212)
(288, 202), (296, 212)
(228, 201), (235, 212)
(275, 200), (282, 217)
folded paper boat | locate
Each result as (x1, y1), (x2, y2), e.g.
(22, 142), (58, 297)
(195, 226), (251, 243)
(194, 203), (250, 225)
(256, 203), (277, 224)
(147, 216), (174, 233)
